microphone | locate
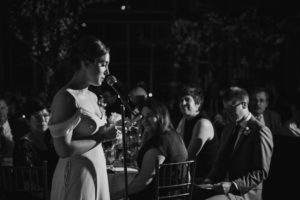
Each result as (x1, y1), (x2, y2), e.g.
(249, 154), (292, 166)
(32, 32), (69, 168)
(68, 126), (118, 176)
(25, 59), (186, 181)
(106, 75), (140, 116)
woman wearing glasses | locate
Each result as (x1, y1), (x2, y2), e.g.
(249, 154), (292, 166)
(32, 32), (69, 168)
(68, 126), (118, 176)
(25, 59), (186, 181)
(13, 98), (56, 167)
(13, 97), (58, 196)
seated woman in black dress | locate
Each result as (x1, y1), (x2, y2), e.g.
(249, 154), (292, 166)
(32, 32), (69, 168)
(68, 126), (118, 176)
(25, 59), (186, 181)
(176, 85), (219, 199)
(13, 98), (58, 186)
(111, 99), (188, 200)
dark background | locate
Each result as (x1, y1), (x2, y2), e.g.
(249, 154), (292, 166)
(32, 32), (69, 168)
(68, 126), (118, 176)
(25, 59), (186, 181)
(1, 0), (300, 107)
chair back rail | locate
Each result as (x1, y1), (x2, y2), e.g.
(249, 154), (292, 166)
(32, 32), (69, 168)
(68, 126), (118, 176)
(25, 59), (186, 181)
(0, 160), (48, 200)
(155, 160), (196, 200)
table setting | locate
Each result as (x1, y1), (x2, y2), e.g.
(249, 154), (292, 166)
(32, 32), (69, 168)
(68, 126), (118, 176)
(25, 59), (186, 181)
(104, 112), (142, 194)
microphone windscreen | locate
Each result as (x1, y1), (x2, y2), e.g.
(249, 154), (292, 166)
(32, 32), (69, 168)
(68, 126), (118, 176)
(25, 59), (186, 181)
(106, 75), (117, 86)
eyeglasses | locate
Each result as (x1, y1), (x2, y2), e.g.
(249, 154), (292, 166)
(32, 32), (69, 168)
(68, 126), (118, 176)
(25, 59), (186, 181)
(224, 102), (244, 111)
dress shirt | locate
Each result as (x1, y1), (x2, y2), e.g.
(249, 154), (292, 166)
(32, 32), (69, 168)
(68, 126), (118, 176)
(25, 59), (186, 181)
(255, 114), (265, 125)
(0, 120), (14, 166)
(0, 126), (4, 152)
(1, 121), (14, 142)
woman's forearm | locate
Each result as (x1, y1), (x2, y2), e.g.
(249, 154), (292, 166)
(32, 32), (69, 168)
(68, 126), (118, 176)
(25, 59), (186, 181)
(111, 149), (165, 199)
(53, 124), (117, 158)
(54, 137), (99, 158)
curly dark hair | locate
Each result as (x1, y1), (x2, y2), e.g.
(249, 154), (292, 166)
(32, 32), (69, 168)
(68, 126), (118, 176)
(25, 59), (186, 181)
(70, 35), (110, 71)
(24, 98), (48, 118)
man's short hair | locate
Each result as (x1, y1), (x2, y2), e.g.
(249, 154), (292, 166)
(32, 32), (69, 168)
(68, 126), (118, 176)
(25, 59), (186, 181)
(223, 86), (249, 103)
(250, 87), (269, 102)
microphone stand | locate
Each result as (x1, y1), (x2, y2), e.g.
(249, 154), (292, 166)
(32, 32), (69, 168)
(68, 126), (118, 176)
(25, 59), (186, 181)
(120, 104), (129, 200)
(106, 76), (142, 199)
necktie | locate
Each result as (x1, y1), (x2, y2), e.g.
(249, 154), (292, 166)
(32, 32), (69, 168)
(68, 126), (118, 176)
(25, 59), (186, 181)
(255, 114), (265, 125)
(229, 124), (241, 154)
(256, 114), (263, 121)
(225, 124), (241, 180)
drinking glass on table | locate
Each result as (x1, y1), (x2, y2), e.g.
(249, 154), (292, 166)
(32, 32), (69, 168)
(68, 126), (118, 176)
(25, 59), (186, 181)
(105, 147), (116, 166)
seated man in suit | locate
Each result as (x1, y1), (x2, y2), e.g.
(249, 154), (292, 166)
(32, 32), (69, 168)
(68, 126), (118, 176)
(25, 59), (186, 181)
(249, 87), (282, 135)
(202, 86), (273, 200)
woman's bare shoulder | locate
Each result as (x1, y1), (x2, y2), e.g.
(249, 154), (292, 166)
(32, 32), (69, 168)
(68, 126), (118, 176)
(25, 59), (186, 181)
(195, 118), (214, 139)
(197, 118), (213, 128)
(50, 89), (78, 124)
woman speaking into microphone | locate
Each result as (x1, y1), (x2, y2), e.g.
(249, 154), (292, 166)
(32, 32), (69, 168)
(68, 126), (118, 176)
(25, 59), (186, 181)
(48, 36), (118, 200)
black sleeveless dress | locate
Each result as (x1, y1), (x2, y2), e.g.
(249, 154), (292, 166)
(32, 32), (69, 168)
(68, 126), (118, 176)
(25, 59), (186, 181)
(183, 113), (219, 182)
(129, 130), (188, 200)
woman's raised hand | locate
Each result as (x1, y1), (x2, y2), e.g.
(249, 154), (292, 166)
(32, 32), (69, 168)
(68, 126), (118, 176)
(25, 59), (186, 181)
(96, 124), (120, 143)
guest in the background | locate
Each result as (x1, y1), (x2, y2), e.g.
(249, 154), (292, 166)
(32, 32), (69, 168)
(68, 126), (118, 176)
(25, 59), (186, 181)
(249, 87), (282, 135)
(102, 85), (122, 117)
(212, 108), (231, 139)
(111, 99), (188, 200)
(0, 95), (15, 166)
(279, 91), (300, 137)
(204, 86), (273, 200)
(263, 91), (300, 200)
(128, 85), (148, 113)
(2, 92), (30, 143)
(176, 85), (219, 200)
(212, 89), (232, 139)
(4, 90), (27, 120)
(13, 98), (58, 182)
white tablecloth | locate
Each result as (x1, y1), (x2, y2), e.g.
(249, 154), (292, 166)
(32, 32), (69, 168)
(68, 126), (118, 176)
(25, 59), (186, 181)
(108, 167), (138, 194)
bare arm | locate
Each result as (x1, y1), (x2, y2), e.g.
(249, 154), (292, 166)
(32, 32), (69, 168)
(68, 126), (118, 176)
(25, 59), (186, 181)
(188, 118), (214, 160)
(50, 91), (117, 158)
(53, 125), (117, 158)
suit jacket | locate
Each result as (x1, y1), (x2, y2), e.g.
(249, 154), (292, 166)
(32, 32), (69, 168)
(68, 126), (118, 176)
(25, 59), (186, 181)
(263, 109), (282, 135)
(207, 114), (273, 200)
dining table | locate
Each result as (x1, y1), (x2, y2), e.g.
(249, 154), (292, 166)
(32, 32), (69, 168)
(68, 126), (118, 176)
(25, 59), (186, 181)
(107, 165), (139, 195)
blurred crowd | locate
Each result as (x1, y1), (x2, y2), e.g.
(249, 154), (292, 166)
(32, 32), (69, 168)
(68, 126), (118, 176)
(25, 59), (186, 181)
(1, 82), (300, 200)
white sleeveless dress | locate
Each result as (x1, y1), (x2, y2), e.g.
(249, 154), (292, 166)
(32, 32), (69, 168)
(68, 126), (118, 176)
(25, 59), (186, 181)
(49, 89), (110, 200)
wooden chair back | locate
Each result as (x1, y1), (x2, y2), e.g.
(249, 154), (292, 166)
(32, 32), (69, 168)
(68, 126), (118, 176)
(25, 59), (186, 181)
(0, 161), (48, 200)
(155, 160), (195, 200)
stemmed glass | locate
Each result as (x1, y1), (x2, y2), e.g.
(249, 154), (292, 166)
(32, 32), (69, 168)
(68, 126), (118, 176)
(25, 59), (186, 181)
(105, 146), (116, 169)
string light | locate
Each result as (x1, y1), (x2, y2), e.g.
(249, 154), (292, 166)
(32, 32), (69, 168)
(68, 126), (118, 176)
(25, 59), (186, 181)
(120, 0), (130, 11)
(121, 5), (126, 10)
